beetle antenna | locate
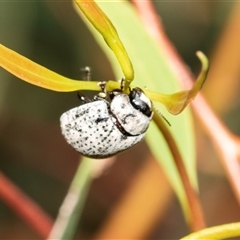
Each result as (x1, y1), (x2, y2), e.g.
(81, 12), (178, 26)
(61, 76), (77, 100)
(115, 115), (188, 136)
(154, 107), (171, 127)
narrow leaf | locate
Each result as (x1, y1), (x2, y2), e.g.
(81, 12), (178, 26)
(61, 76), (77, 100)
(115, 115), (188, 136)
(145, 51), (209, 115)
(0, 43), (98, 92)
(74, 0), (134, 82)
(180, 222), (240, 240)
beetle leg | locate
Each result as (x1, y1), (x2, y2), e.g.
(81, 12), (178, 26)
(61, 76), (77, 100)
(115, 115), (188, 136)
(120, 78), (125, 91)
(95, 81), (107, 100)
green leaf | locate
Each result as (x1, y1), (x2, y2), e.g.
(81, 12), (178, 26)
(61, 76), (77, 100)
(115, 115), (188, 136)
(78, 0), (198, 221)
(0, 43), (119, 92)
(145, 51), (209, 115)
(74, 0), (134, 83)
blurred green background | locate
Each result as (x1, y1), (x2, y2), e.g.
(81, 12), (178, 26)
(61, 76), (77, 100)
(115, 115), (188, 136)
(0, 1), (240, 239)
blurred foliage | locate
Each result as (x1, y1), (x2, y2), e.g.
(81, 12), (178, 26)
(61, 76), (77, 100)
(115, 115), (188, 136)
(0, 1), (240, 239)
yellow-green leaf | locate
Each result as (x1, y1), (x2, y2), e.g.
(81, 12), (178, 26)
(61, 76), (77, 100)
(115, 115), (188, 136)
(0, 43), (99, 92)
(74, 0), (134, 83)
(145, 51), (209, 115)
(180, 222), (240, 240)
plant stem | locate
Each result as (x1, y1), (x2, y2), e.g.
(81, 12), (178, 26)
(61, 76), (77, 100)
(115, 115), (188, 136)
(153, 111), (205, 231)
(47, 157), (94, 239)
(0, 171), (53, 238)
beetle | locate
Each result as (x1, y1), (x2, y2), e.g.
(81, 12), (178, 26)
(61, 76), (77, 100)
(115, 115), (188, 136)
(60, 81), (153, 158)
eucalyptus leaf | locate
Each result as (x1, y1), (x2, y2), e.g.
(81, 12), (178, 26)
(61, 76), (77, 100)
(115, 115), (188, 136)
(76, 0), (197, 220)
(74, 0), (134, 82)
(0, 43), (92, 91)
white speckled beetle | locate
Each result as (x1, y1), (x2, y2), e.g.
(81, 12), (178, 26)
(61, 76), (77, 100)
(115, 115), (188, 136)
(60, 80), (153, 159)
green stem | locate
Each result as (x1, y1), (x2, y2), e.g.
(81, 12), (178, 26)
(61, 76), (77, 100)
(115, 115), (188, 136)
(47, 157), (94, 239)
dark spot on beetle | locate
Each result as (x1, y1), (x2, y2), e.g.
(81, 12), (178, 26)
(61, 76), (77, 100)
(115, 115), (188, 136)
(95, 117), (108, 124)
(121, 135), (127, 140)
(121, 103), (125, 109)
